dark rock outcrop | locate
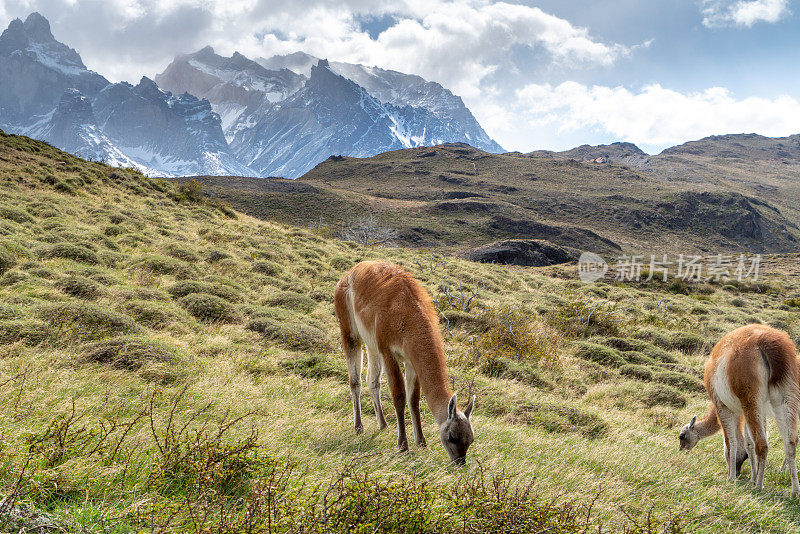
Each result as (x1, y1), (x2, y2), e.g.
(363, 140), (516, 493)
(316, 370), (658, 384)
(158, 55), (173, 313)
(463, 239), (580, 267)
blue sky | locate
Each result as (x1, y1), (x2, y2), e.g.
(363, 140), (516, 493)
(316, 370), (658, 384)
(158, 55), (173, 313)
(1, 0), (798, 153)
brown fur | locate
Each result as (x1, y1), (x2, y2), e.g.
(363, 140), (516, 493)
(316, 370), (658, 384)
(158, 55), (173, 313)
(334, 261), (475, 462)
(701, 324), (799, 494)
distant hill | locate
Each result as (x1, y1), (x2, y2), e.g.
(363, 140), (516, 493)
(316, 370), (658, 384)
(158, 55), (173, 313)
(190, 140), (800, 255)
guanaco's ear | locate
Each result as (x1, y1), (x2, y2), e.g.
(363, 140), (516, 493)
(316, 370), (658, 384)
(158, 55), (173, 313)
(689, 415), (697, 429)
(464, 395), (475, 420)
(448, 394), (457, 420)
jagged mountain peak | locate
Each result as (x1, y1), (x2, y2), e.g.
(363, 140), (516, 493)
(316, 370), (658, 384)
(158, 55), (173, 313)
(22, 12), (54, 42)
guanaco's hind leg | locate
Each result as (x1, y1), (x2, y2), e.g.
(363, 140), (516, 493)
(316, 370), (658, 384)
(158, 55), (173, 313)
(773, 394), (800, 497)
(344, 338), (364, 434)
(365, 346), (387, 429)
(383, 355), (408, 451)
(404, 363), (427, 448)
(743, 407), (769, 490)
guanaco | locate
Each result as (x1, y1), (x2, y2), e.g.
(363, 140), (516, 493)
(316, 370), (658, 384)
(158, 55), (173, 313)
(678, 324), (799, 496)
(334, 261), (475, 464)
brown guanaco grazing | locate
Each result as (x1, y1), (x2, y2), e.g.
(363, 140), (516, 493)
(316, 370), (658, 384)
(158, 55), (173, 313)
(334, 261), (475, 464)
(678, 324), (799, 496)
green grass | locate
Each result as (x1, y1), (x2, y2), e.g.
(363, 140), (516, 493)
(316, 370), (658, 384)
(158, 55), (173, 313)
(3, 130), (800, 532)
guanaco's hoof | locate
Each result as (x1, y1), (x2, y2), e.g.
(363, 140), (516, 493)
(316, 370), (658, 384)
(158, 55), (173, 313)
(355, 425), (364, 435)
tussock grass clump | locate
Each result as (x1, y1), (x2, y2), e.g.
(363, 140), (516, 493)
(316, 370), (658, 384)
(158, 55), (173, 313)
(103, 224), (125, 236)
(278, 353), (347, 381)
(80, 336), (184, 383)
(263, 291), (317, 313)
(497, 400), (608, 438)
(442, 309), (489, 330)
(179, 293), (239, 323)
(0, 319), (50, 345)
(168, 280), (240, 302)
(131, 255), (191, 277)
(56, 275), (103, 299)
(547, 298), (627, 338)
(251, 260), (282, 276)
(280, 322), (330, 351)
(205, 249), (231, 263)
(666, 331), (705, 352)
(620, 364), (653, 381)
(119, 299), (191, 330)
(0, 246), (16, 274)
(245, 316), (280, 336)
(652, 370), (704, 392)
(640, 383), (686, 408)
(165, 244), (198, 262)
(481, 357), (554, 389)
(40, 243), (101, 265)
(0, 205), (34, 223)
(573, 342), (625, 367)
(0, 269), (28, 286)
(37, 302), (141, 341)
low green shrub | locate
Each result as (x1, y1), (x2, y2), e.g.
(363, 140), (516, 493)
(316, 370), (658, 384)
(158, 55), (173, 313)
(640, 383), (686, 408)
(56, 275), (103, 299)
(504, 401), (608, 439)
(0, 246), (16, 274)
(80, 336), (183, 383)
(619, 364), (653, 381)
(41, 243), (101, 264)
(278, 353), (347, 381)
(0, 319), (51, 345)
(263, 292), (317, 313)
(252, 260), (282, 276)
(179, 293), (239, 323)
(573, 342), (625, 367)
(37, 302), (140, 341)
(481, 357), (554, 389)
(119, 299), (190, 330)
(168, 280), (240, 302)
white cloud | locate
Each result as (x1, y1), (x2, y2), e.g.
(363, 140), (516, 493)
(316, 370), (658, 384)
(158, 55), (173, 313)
(702, 0), (790, 28)
(502, 81), (800, 152)
(0, 0), (630, 97)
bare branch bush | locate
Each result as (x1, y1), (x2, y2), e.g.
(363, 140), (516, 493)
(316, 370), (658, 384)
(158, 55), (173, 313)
(338, 215), (399, 247)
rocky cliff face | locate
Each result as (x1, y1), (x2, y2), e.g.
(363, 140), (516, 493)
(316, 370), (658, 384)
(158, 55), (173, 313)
(155, 46), (306, 142)
(24, 88), (138, 167)
(93, 77), (254, 177)
(0, 13), (107, 125)
(0, 14), (254, 177)
(158, 49), (505, 177)
(231, 60), (408, 177)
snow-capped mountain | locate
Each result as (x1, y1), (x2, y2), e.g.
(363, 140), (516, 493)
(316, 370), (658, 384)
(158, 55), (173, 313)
(157, 48), (503, 177)
(92, 77), (253, 177)
(24, 88), (139, 167)
(155, 46), (306, 143)
(0, 12), (502, 178)
(259, 52), (503, 154)
(0, 13), (254, 177)
(231, 59), (425, 177)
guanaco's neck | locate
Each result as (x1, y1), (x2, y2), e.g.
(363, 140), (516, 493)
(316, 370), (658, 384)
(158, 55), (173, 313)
(696, 404), (721, 441)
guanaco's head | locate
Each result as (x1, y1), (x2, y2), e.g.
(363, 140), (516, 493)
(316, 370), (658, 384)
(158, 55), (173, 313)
(440, 394), (475, 465)
(678, 415), (699, 451)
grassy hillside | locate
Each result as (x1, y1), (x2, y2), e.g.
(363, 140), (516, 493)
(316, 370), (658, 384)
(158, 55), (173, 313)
(2, 130), (800, 532)
(189, 142), (800, 256)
